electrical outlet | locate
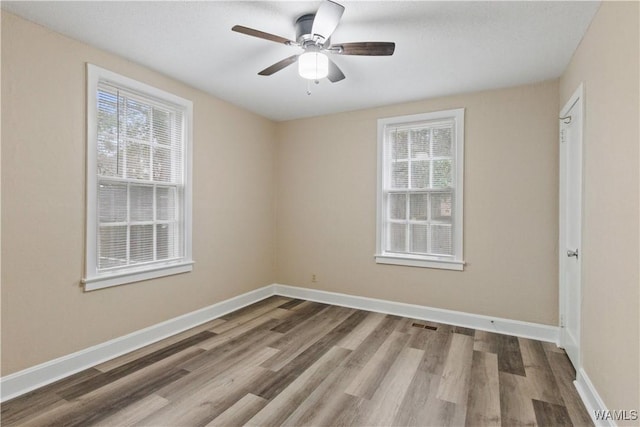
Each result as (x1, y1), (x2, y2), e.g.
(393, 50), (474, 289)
(311, 274), (317, 283)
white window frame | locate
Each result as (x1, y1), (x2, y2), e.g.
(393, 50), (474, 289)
(83, 64), (193, 291)
(375, 109), (465, 270)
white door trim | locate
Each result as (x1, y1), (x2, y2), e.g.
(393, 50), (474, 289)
(559, 83), (584, 372)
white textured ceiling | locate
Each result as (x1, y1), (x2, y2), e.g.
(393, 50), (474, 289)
(3, 1), (600, 121)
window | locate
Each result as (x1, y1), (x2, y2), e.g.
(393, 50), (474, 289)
(84, 64), (193, 290)
(376, 109), (464, 270)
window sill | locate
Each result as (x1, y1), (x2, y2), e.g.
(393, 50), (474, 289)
(83, 261), (194, 291)
(375, 254), (464, 271)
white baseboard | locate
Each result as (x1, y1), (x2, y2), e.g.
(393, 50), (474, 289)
(575, 368), (616, 427)
(0, 283), (563, 403)
(0, 285), (275, 402)
(273, 284), (559, 343)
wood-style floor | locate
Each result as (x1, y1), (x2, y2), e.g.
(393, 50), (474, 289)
(2, 296), (593, 426)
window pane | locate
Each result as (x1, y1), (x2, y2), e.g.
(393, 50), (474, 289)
(98, 226), (127, 269)
(392, 130), (408, 160)
(130, 225), (154, 263)
(431, 192), (453, 221)
(409, 194), (428, 220)
(130, 185), (153, 221)
(126, 142), (151, 180)
(388, 223), (406, 252)
(156, 223), (169, 260)
(153, 146), (173, 182)
(98, 182), (127, 223)
(152, 108), (171, 145)
(431, 224), (453, 255)
(391, 161), (408, 188)
(157, 187), (177, 221)
(410, 160), (430, 189)
(410, 129), (429, 159)
(156, 223), (180, 260)
(410, 224), (429, 253)
(388, 193), (406, 220)
(97, 90), (121, 177)
(433, 126), (452, 157)
(124, 98), (151, 140)
(432, 159), (452, 188)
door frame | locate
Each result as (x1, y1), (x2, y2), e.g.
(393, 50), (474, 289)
(558, 83), (584, 371)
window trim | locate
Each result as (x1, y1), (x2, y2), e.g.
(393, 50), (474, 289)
(375, 108), (465, 270)
(83, 64), (193, 291)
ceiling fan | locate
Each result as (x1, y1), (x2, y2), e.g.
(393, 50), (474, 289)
(231, 0), (395, 83)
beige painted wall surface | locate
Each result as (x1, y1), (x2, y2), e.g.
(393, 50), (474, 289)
(1, 13), (276, 375)
(560, 1), (640, 416)
(276, 80), (559, 325)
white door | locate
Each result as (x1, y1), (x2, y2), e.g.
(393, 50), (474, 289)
(559, 84), (583, 371)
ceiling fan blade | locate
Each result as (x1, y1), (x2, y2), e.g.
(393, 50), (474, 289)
(333, 42), (395, 56)
(232, 25), (294, 45)
(258, 55), (299, 76)
(311, 0), (345, 40)
(327, 58), (345, 83)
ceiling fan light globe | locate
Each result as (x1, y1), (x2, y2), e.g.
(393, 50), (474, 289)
(298, 52), (329, 80)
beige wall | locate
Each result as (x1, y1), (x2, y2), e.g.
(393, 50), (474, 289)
(1, 12), (277, 375)
(560, 1), (640, 416)
(275, 80), (560, 325)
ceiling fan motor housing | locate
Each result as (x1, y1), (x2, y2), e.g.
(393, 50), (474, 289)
(295, 14), (328, 47)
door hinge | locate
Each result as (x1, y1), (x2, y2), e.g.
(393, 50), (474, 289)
(560, 315), (565, 328)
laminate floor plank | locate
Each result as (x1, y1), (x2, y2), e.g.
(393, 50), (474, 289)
(250, 309), (371, 400)
(465, 350), (501, 426)
(261, 305), (355, 371)
(436, 333), (474, 404)
(413, 327), (454, 375)
(454, 325), (476, 337)
(542, 341), (566, 354)
(357, 346), (424, 427)
(1, 368), (104, 426)
(270, 307), (297, 319)
(400, 331), (461, 426)
(499, 371), (538, 427)
(278, 298), (306, 310)
(281, 355), (358, 427)
(281, 310), (387, 426)
(94, 318), (226, 372)
(246, 346), (352, 426)
(546, 351), (595, 426)
(337, 311), (386, 350)
(19, 345), (199, 427)
(269, 301), (330, 334)
(0, 390), (67, 427)
(138, 347), (278, 426)
(157, 331), (283, 402)
(532, 398), (573, 426)
(2, 298), (592, 427)
(58, 330), (215, 401)
(497, 333), (527, 376)
(196, 314), (282, 352)
(211, 296), (291, 334)
(474, 329), (501, 354)
(392, 368), (438, 426)
(93, 394), (170, 427)
(519, 337), (564, 405)
(218, 295), (290, 321)
(344, 330), (410, 399)
(206, 393), (268, 427)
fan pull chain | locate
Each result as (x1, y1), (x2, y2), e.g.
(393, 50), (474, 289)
(306, 79), (321, 96)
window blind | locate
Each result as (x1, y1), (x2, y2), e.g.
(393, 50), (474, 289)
(383, 120), (455, 257)
(96, 83), (185, 271)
